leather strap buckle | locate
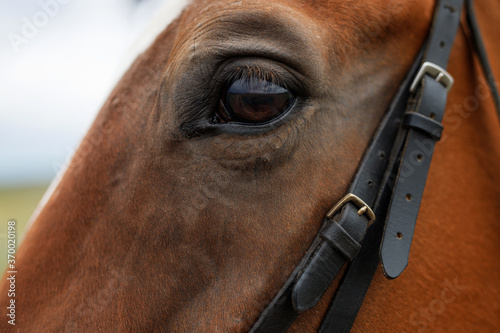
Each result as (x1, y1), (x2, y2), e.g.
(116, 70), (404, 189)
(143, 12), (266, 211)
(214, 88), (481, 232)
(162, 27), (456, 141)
(326, 193), (376, 227)
(410, 61), (454, 93)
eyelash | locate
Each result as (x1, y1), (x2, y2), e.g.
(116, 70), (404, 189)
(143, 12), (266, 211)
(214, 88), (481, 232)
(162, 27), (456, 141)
(223, 65), (290, 90)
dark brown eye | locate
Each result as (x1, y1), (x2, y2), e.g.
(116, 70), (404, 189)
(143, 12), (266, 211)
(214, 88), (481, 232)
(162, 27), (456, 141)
(217, 77), (294, 124)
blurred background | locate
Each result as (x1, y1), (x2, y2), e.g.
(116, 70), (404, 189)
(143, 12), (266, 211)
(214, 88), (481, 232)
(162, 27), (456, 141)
(0, 0), (181, 270)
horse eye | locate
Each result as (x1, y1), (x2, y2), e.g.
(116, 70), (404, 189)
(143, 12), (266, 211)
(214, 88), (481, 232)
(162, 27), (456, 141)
(217, 77), (294, 124)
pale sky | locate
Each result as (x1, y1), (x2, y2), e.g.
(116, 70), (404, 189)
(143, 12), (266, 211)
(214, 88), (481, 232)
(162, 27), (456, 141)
(0, 0), (173, 187)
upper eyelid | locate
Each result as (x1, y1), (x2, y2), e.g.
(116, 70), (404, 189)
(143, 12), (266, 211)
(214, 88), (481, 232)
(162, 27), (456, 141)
(220, 63), (304, 98)
(225, 65), (288, 87)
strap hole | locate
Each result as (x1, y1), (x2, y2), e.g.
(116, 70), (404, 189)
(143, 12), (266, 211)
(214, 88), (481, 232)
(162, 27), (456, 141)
(367, 179), (374, 186)
(444, 4), (456, 13)
(416, 154), (424, 162)
(430, 112), (436, 119)
(405, 193), (412, 201)
(439, 41), (445, 48)
(379, 151), (386, 159)
(397, 232), (403, 239)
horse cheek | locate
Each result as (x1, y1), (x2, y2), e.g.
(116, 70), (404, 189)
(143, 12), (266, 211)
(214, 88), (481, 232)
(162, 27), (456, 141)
(409, 311), (428, 332)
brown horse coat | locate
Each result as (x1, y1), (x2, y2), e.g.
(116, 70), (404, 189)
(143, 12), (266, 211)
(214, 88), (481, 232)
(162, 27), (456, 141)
(1, 0), (499, 331)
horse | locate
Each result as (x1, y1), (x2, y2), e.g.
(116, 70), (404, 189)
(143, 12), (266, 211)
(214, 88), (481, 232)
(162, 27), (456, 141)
(1, 0), (499, 331)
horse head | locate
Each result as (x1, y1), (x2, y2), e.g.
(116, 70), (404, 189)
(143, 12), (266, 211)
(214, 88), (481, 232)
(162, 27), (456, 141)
(2, 0), (499, 332)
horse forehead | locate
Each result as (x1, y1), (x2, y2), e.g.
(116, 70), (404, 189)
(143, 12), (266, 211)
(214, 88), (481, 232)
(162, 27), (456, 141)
(175, 0), (430, 59)
(182, 0), (422, 25)
(180, 1), (320, 40)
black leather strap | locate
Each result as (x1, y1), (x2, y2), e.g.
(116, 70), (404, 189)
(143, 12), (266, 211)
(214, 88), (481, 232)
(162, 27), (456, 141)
(380, 0), (463, 279)
(250, 220), (330, 332)
(318, 1), (500, 331)
(293, 205), (368, 312)
(465, 0), (500, 117)
(292, 0), (466, 315)
(250, 47), (424, 332)
(251, 0), (471, 330)
(318, 169), (395, 333)
(316, 50), (425, 332)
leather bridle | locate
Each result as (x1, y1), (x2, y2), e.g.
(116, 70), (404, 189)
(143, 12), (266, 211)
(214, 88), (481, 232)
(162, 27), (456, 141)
(251, 0), (500, 332)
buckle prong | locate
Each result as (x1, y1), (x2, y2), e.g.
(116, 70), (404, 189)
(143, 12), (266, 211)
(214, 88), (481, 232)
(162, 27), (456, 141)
(357, 206), (368, 216)
(326, 193), (376, 227)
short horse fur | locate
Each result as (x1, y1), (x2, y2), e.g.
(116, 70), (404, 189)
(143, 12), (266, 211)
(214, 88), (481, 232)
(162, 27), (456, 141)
(1, 0), (499, 331)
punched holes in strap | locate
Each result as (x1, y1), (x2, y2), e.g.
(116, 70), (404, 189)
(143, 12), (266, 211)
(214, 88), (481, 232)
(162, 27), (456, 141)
(403, 112), (444, 141)
(321, 221), (361, 261)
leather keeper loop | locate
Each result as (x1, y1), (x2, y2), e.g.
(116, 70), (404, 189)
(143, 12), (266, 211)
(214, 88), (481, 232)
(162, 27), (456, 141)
(403, 112), (443, 140)
(321, 221), (361, 261)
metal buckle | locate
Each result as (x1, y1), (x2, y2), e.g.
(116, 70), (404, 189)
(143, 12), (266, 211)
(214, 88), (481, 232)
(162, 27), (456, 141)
(326, 193), (376, 227)
(409, 61), (454, 93)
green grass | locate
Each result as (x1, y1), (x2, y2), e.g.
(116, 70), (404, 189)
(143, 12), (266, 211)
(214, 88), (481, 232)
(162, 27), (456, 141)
(0, 185), (49, 272)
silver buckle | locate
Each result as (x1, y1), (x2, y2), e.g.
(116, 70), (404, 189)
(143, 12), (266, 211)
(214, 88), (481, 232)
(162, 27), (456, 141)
(326, 193), (376, 227)
(410, 61), (454, 93)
